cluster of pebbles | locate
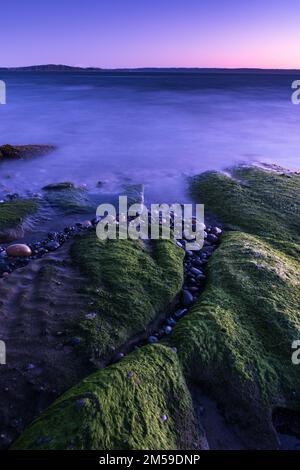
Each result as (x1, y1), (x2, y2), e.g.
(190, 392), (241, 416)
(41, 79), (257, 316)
(0, 219), (96, 277)
(145, 225), (222, 345)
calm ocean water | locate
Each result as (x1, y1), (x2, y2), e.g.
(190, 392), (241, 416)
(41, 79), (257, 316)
(0, 72), (299, 203)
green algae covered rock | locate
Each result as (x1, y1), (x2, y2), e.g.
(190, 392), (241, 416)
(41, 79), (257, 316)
(70, 234), (184, 362)
(190, 166), (300, 243)
(0, 199), (39, 242)
(172, 233), (300, 418)
(11, 345), (200, 450)
(177, 165), (300, 448)
(43, 185), (95, 215)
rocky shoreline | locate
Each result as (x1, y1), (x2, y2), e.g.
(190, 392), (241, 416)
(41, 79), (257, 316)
(0, 147), (299, 450)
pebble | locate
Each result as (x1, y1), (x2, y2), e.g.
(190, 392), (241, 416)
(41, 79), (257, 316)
(160, 414), (168, 423)
(212, 227), (222, 236)
(182, 290), (193, 307)
(185, 250), (193, 257)
(148, 335), (158, 344)
(85, 312), (97, 320)
(70, 337), (82, 346)
(113, 352), (125, 362)
(81, 220), (92, 229)
(196, 274), (206, 283)
(207, 233), (218, 244)
(46, 241), (60, 251)
(47, 231), (59, 240)
(174, 308), (187, 319)
(6, 244), (32, 257)
(190, 267), (203, 276)
(164, 326), (172, 335)
(166, 318), (176, 327)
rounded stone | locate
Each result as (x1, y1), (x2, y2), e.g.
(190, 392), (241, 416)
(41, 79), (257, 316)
(174, 308), (188, 319)
(148, 335), (158, 344)
(6, 244), (32, 257)
(81, 220), (92, 229)
(212, 227), (222, 236)
(166, 318), (176, 327)
(46, 241), (60, 251)
(207, 233), (218, 244)
(182, 290), (194, 307)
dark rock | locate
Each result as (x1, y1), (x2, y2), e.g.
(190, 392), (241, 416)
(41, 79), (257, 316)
(46, 241), (60, 251)
(91, 216), (101, 225)
(182, 290), (193, 307)
(196, 274), (206, 283)
(164, 326), (172, 335)
(190, 267), (203, 276)
(70, 337), (81, 346)
(0, 144), (55, 161)
(113, 352), (125, 362)
(212, 227), (222, 236)
(185, 250), (194, 257)
(166, 318), (176, 327)
(42, 182), (75, 191)
(207, 233), (218, 244)
(148, 335), (158, 344)
(48, 231), (59, 240)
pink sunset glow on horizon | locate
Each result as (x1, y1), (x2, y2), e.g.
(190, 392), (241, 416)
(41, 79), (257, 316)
(0, 0), (300, 69)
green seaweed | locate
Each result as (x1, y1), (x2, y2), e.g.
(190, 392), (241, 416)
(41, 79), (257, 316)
(70, 234), (184, 361)
(12, 345), (199, 450)
(0, 199), (38, 230)
(190, 166), (300, 243)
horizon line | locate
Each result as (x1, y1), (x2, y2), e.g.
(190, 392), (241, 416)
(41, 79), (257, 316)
(1, 63), (300, 72)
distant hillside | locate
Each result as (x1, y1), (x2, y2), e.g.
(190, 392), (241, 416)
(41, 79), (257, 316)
(0, 64), (299, 74)
(0, 64), (102, 72)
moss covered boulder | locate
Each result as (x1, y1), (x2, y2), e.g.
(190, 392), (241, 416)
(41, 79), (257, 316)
(12, 345), (202, 450)
(171, 231), (300, 448)
(190, 166), (300, 243)
(184, 165), (300, 448)
(0, 199), (38, 242)
(70, 234), (184, 362)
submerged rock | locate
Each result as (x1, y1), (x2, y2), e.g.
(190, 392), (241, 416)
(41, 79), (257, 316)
(0, 144), (55, 161)
(42, 182), (75, 191)
(0, 199), (38, 243)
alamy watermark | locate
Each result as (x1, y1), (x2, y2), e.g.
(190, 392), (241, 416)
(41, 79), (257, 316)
(0, 340), (6, 365)
(292, 340), (300, 365)
(0, 80), (6, 104)
(291, 80), (300, 105)
(95, 197), (205, 251)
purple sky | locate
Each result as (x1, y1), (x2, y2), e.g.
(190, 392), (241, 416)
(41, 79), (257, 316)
(1, 0), (299, 69)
